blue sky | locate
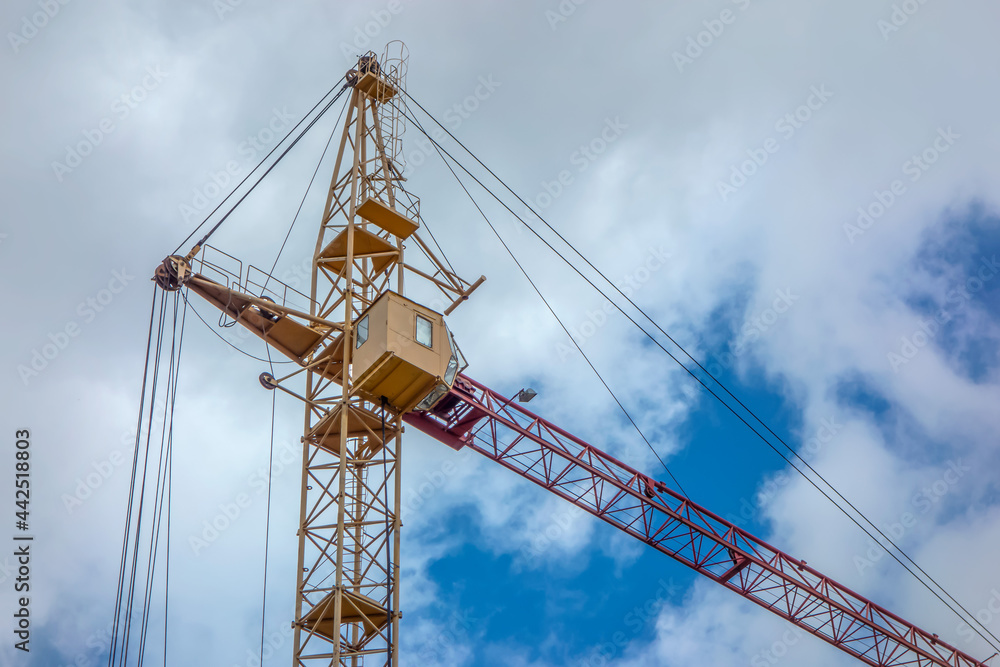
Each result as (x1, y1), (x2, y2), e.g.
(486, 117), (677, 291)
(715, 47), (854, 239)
(3, 1), (1000, 666)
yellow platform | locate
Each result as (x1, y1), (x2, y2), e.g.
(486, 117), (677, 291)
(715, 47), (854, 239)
(300, 589), (389, 644)
(357, 197), (418, 240)
(317, 226), (399, 276)
(355, 71), (396, 103)
(308, 402), (400, 457)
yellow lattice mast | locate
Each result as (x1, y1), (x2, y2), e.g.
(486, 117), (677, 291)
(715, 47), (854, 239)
(155, 42), (482, 666)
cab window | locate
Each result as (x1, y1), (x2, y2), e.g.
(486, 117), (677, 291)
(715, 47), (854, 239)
(415, 315), (433, 348)
(355, 315), (369, 349)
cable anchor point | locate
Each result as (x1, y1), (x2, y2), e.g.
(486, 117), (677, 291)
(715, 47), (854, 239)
(153, 254), (192, 292)
(259, 372), (278, 390)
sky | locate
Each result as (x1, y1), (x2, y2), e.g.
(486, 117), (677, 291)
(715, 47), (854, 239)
(2, 1), (1000, 666)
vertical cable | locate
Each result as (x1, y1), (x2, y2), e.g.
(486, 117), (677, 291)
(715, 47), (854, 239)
(259, 389), (276, 666)
(258, 333), (278, 665)
(137, 293), (181, 664)
(109, 288), (158, 667)
(162, 293), (186, 665)
(118, 292), (168, 667)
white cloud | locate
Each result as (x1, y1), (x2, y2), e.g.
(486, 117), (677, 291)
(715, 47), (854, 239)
(4, 0), (1000, 664)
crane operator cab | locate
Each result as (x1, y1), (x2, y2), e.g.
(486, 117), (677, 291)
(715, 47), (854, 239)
(351, 290), (466, 414)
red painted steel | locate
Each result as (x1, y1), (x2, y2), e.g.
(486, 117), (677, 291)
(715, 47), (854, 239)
(403, 375), (989, 667)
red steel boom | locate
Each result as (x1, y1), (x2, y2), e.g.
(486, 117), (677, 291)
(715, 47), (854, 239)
(403, 374), (988, 667)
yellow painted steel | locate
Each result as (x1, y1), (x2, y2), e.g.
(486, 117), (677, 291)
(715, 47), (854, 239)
(167, 44), (482, 666)
(357, 197), (419, 239)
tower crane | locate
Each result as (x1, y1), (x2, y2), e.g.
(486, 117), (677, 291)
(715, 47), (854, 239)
(126, 45), (993, 667)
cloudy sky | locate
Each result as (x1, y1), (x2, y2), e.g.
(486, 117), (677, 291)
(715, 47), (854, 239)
(3, 0), (1000, 666)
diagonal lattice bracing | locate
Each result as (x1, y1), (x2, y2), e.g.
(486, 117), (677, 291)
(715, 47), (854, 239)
(404, 374), (990, 667)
